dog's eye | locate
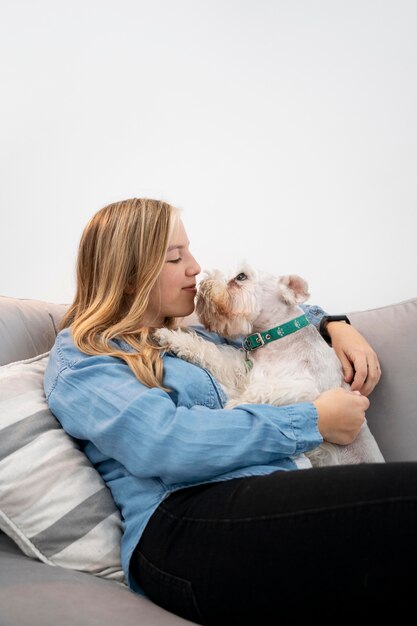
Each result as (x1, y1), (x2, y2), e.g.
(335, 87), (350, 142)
(235, 272), (248, 282)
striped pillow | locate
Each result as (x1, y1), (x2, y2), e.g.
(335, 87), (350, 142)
(0, 353), (125, 583)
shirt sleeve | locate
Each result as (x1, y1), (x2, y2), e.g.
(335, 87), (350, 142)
(46, 353), (323, 486)
(300, 304), (327, 330)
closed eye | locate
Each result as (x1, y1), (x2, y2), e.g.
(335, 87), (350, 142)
(167, 258), (182, 264)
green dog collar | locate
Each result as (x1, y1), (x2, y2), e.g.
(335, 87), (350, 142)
(242, 314), (310, 352)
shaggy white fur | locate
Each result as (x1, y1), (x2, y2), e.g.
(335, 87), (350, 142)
(155, 265), (384, 468)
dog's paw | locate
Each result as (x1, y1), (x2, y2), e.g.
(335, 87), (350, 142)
(153, 327), (178, 348)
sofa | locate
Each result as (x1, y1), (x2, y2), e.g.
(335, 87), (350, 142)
(1, 294), (416, 625)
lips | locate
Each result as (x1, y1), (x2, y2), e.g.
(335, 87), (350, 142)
(182, 284), (197, 292)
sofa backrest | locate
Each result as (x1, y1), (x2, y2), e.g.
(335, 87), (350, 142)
(348, 297), (417, 462)
(1, 293), (416, 462)
(0, 296), (68, 366)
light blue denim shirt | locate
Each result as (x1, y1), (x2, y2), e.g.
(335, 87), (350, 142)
(44, 304), (324, 593)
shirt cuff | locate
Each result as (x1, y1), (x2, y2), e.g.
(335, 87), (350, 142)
(300, 304), (327, 331)
(287, 402), (323, 454)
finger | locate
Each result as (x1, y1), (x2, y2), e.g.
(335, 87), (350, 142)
(360, 391), (370, 409)
(349, 352), (368, 392)
(360, 357), (382, 396)
(339, 352), (355, 384)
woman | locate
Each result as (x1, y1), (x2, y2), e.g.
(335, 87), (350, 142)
(45, 198), (417, 623)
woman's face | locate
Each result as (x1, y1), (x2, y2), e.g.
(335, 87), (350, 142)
(144, 219), (201, 326)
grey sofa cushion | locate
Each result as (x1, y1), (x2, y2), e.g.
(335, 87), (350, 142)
(0, 532), (196, 626)
(348, 297), (417, 462)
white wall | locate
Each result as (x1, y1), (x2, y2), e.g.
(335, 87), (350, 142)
(1, 0), (416, 313)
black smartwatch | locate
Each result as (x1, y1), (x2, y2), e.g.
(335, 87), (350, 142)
(319, 315), (351, 343)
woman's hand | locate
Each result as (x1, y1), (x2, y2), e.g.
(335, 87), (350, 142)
(314, 388), (369, 444)
(326, 322), (381, 396)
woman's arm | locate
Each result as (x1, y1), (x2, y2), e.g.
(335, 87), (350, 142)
(46, 354), (322, 485)
(326, 322), (381, 396)
(302, 304), (381, 396)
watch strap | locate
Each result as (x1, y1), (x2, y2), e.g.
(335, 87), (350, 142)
(319, 315), (351, 343)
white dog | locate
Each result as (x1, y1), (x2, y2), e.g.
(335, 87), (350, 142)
(155, 265), (384, 468)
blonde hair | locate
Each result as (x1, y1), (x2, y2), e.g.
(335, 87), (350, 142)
(61, 198), (181, 388)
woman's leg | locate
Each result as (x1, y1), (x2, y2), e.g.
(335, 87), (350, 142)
(131, 463), (417, 625)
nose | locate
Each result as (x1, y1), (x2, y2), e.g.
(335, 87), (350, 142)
(186, 253), (201, 277)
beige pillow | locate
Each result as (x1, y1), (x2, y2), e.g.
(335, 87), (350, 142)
(0, 353), (125, 583)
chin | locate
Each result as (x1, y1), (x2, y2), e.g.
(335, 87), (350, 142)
(175, 303), (196, 320)
(165, 296), (196, 321)
(182, 304), (196, 317)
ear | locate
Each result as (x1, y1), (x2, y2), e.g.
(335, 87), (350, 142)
(279, 275), (310, 305)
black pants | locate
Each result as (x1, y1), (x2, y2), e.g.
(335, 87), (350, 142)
(131, 463), (417, 625)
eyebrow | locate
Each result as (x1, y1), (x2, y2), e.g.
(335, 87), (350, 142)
(167, 241), (189, 252)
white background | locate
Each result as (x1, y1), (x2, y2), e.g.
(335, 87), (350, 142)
(1, 0), (416, 313)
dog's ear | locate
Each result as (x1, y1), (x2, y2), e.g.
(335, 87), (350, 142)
(279, 275), (310, 305)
